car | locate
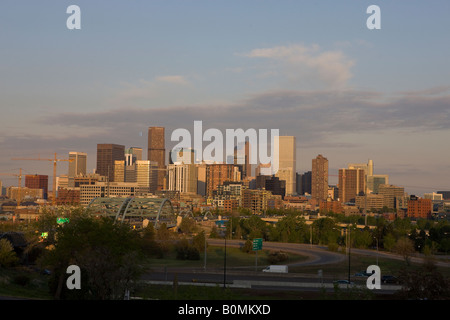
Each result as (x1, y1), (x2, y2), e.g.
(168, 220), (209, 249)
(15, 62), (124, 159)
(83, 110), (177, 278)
(354, 271), (372, 277)
(381, 275), (399, 284)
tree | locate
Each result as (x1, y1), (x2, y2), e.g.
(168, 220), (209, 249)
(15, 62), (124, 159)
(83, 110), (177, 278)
(393, 237), (415, 266)
(0, 238), (19, 268)
(38, 209), (145, 300)
(353, 229), (373, 249)
(397, 260), (450, 300)
(312, 217), (338, 245)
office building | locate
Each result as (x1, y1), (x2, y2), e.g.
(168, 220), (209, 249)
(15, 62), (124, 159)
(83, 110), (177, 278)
(338, 168), (365, 203)
(256, 175), (285, 198)
(437, 191), (450, 200)
(312, 154), (328, 202)
(136, 160), (158, 193)
(407, 196), (432, 219)
(274, 136), (296, 196)
(355, 194), (384, 211)
(348, 159), (373, 194)
(148, 127), (166, 190)
(296, 171), (312, 195)
(233, 141), (252, 179)
(167, 162), (198, 194)
(367, 175), (389, 194)
(96, 144), (125, 182)
(79, 182), (150, 206)
(68, 152), (87, 187)
(205, 163), (237, 197)
(25, 174), (48, 199)
(424, 192), (444, 201)
(126, 147), (143, 165)
(378, 184), (406, 209)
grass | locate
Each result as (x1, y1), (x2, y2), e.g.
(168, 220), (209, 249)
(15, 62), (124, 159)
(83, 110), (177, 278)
(0, 267), (52, 300)
(145, 245), (309, 270)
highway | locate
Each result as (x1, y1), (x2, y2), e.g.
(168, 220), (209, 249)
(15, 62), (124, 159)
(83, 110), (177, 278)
(140, 239), (418, 294)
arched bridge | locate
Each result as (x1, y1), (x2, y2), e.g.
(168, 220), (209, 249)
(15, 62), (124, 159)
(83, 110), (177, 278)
(87, 197), (176, 229)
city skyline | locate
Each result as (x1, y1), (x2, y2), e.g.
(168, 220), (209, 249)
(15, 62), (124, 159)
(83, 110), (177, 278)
(1, 1), (449, 196)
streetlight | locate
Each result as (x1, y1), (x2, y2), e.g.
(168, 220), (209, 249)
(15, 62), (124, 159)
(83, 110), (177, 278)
(345, 227), (351, 284)
(223, 234), (227, 289)
(373, 236), (379, 266)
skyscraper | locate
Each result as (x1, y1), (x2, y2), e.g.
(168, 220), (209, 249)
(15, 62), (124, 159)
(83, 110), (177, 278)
(274, 136), (296, 196)
(96, 144), (125, 182)
(148, 127), (166, 190)
(338, 168), (365, 203)
(136, 160), (158, 193)
(68, 152), (87, 187)
(312, 154), (328, 202)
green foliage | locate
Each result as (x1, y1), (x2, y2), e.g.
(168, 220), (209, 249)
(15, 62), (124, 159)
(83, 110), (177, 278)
(397, 261), (450, 300)
(312, 217), (339, 245)
(175, 239), (200, 261)
(0, 238), (19, 268)
(352, 229), (373, 249)
(192, 231), (206, 252)
(240, 239), (253, 253)
(38, 208), (145, 300)
(266, 251), (289, 264)
(393, 237), (415, 266)
(270, 213), (308, 243)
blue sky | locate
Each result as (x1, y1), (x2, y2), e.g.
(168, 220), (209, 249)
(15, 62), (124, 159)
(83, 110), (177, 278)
(1, 1), (449, 195)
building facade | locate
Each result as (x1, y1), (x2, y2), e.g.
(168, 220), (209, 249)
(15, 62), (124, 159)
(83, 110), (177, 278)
(96, 144), (125, 182)
(148, 127), (166, 190)
(312, 154), (328, 202)
(338, 168), (365, 203)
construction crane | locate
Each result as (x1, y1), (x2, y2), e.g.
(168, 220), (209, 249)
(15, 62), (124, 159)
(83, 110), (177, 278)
(0, 168), (23, 206)
(12, 153), (73, 206)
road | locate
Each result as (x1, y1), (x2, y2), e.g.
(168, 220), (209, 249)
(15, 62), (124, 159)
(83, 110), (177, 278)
(141, 240), (423, 294)
(206, 239), (346, 267)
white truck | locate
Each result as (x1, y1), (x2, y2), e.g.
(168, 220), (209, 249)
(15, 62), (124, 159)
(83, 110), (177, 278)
(262, 265), (288, 273)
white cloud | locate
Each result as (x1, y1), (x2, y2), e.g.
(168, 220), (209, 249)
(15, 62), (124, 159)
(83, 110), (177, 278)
(155, 75), (189, 85)
(243, 44), (355, 89)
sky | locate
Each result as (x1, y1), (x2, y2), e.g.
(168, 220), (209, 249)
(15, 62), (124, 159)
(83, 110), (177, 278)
(0, 0), (449, 196)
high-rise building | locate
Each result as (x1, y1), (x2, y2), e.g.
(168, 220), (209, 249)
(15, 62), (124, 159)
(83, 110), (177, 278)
(367, 175), (389, 194)
(378, 184), (406, 209)
(25, 174), (48, 199)
(233, 141), (251, 179)
(274, 136), (296, 196)
(338, 168), (365, 203)
(136, 160), (158, 193)
(296, 171), (312, 195)
(68, 152), (87, 187)
(348, 160), (374, 194)
(114, 160), (126, 182)
(256, 175), (286, 198)
(148, 127), (166, 190)
(167, 163), (198, 194)
(312, 154), (328, 202)
(205, 163), (236, 197)
(96, 144), (125, 182)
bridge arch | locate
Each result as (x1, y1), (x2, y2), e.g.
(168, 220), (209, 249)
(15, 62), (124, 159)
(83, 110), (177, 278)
(87, 197), (176, 229)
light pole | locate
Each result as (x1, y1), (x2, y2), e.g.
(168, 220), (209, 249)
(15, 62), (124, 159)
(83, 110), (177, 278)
(347, 227), (351, 284)
(374, 236), (379, 266)
(204, 232), (207, 271)
(223, 235), (227, 289)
